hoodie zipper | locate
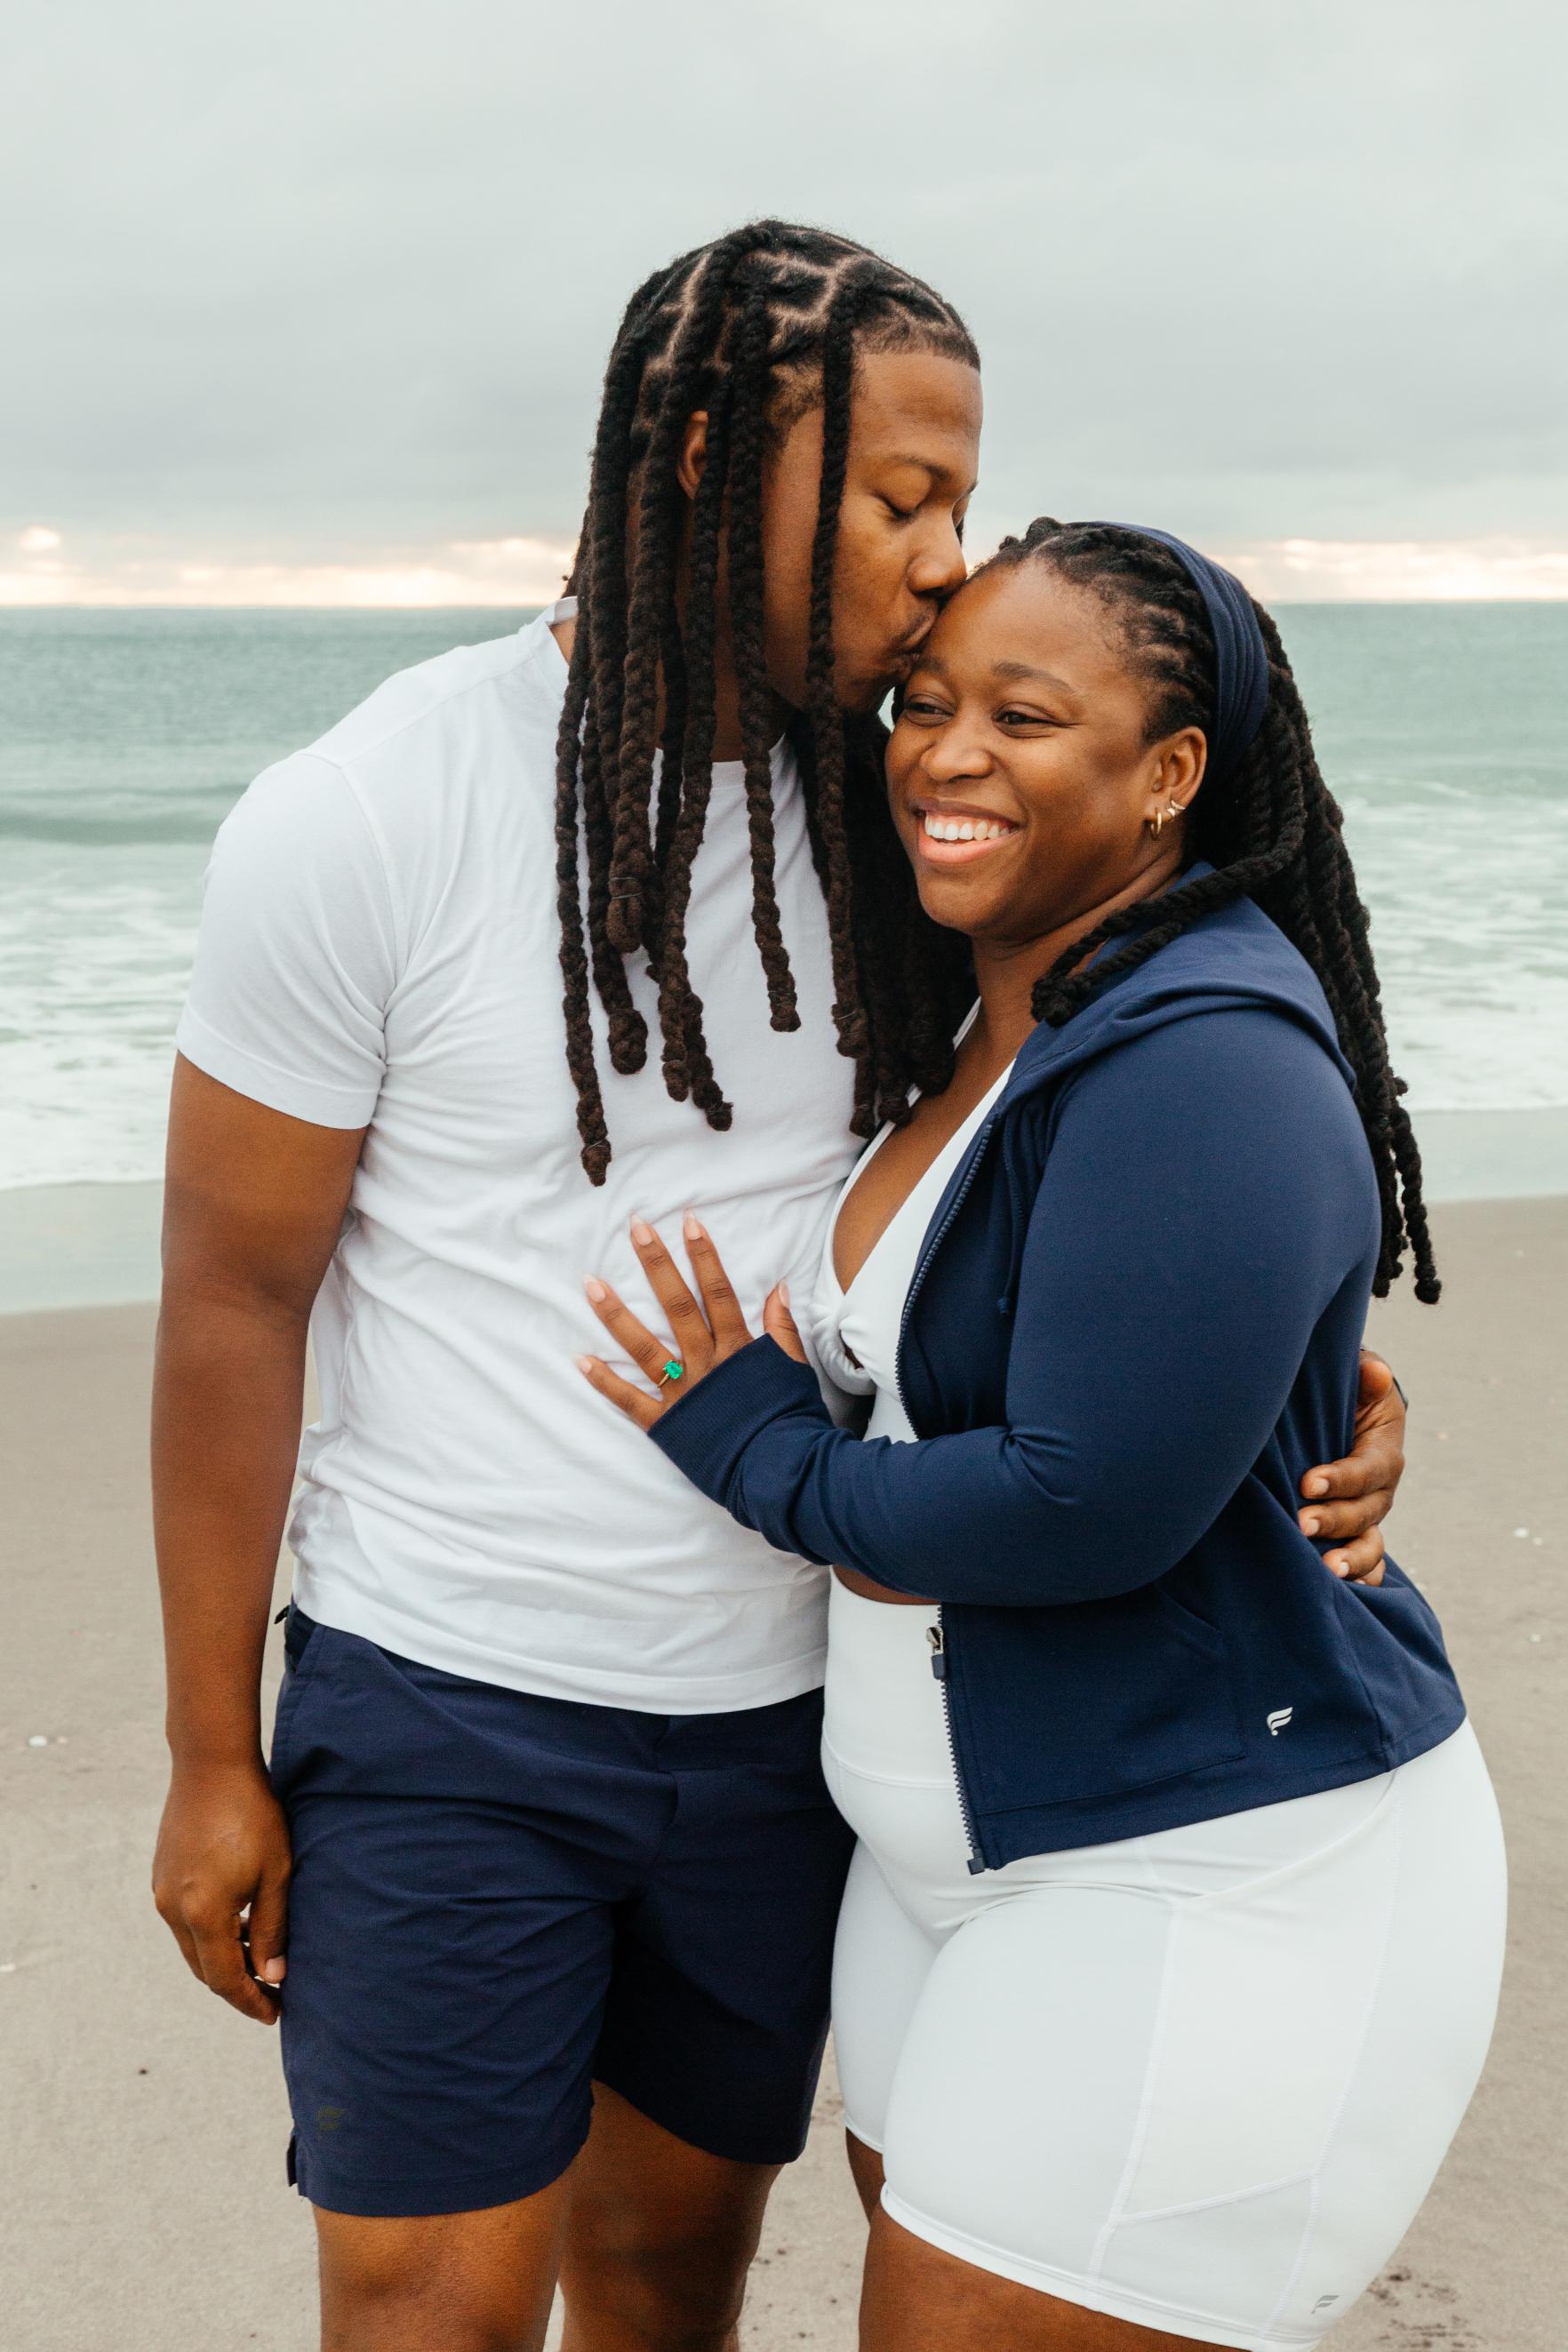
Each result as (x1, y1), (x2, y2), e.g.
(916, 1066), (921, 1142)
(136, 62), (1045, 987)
(893, 1109), (1002, 1876)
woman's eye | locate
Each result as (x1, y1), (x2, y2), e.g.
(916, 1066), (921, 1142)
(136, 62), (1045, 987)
(997, 707), (1051, 729)
(882, 497), (920, 523)
(900, 697), (947, 721)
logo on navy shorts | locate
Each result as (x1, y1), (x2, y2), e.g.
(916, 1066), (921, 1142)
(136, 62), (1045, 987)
(1267, 1707), (1294, 1736)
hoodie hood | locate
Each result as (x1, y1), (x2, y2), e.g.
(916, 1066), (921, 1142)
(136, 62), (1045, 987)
(996, 868), (1356, 1116)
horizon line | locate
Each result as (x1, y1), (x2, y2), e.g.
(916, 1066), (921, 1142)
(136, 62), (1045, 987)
(7, 529), (1568, 607)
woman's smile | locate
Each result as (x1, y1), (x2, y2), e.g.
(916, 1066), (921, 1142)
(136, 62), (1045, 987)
(913, 798), (1022, 862)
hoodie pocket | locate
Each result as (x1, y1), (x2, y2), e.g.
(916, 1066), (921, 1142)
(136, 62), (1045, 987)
(962, 1580), (1248, 1813)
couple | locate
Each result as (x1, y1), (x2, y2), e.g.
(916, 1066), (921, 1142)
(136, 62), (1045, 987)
(152, 222), (1503, 2352)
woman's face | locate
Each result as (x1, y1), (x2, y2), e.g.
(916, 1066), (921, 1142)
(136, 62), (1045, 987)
(884, 560), (1205, 946)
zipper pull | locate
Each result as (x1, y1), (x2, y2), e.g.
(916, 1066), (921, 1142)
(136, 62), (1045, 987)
(926, 1623), (947, 1680)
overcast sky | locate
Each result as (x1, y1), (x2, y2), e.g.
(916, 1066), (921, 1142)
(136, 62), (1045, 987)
(7, 0), (1568, 601)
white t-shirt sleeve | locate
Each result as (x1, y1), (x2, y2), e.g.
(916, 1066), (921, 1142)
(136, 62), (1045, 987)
(176, 750), (397, 1128)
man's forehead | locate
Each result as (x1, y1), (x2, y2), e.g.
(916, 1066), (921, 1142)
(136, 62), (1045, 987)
(852, 350), (982, 470)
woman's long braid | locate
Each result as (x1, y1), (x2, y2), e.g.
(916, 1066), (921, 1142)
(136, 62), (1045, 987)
(980, 519), (1437, 1300)
(554, 220), (979, 1180)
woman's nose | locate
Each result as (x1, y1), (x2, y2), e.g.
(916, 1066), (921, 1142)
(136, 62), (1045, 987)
(922, 723), (992, 784)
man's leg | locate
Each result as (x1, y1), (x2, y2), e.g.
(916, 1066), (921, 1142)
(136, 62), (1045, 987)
(558, 2084), (780, 2352)
(316, 2186), (570, 2352)
(563, 1692), (855, 2351)
(271, 1625), (639, 2346)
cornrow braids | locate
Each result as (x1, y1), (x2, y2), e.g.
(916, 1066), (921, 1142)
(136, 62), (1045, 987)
(553, 220), (980, 1180)
(975, 519), (1438, 1302)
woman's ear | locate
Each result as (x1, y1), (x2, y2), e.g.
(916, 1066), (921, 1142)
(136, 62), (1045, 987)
(676, 411), (709, 502)
(1155, 726), (1207, 810)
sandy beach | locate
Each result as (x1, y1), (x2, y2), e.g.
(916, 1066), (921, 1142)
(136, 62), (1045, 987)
(1, 1193), (1563, 2351)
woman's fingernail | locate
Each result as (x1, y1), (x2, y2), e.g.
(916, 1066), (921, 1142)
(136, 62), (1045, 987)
(684, 1211), (704, 1240)
(777, 1279), (790, 1307)
(261, 1958), (286, 1984)
(1306, 1475), (1329, 1498)
(575, 1355), (596, 1374)
(630, 1217), (654, 1245)
(1301, 1513), (1320, 1537)
(1329, 1556), (1349, 1577)
(584, 1276), (608, 1302)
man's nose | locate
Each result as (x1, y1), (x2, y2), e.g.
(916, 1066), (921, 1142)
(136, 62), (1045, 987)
(909, 516), (969, 602)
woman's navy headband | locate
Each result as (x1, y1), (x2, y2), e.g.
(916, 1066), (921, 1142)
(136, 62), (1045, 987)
(1087, 524), (1271, 780)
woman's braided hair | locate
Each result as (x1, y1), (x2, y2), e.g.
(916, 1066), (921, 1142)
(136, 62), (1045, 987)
(980, 518), (1438, 1301)
(554, 220), (979, 1181)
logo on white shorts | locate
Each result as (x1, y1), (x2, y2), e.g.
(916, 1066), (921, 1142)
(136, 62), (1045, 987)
(1267, 1707), (1294, 1735)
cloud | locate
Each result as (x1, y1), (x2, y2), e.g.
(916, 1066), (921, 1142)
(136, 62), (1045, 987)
(4, 0), (1566, 580)
(9, 525), (1568, 606)
(1222, 538), (1568, 603)
(0, 531), (575, 608)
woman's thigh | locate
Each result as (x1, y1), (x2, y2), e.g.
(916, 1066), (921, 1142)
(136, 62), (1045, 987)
(874, 1729), (1506, 2349)
(830, 1836), (942, 2153)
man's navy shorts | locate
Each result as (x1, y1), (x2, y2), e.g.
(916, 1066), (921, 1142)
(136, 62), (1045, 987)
(268, 1608), (853, 2219)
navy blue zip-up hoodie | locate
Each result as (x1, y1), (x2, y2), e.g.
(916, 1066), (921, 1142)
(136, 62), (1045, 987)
(652, 888), (1464, 1869)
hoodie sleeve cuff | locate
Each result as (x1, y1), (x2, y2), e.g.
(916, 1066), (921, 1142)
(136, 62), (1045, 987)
(648, 1335), (831, 1510)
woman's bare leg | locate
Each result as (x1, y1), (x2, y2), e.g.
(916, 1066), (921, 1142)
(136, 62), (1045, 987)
(844, 2130), (884, 2223)
(860, 2203), (1209, 2352)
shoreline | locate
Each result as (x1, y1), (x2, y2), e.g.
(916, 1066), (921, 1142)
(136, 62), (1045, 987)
(4, 1106), (1568, 1316)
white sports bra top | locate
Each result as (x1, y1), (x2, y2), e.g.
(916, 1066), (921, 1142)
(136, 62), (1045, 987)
(810, 1048), (1013, 1445)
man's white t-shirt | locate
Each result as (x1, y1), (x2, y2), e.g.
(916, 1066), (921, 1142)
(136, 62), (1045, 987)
(177, 602), (864, 1710)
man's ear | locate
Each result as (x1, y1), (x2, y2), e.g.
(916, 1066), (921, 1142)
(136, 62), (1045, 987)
(676, 412), (709, 502)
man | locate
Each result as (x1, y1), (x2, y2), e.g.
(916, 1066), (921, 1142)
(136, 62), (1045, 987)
(152, 221), (1407, 2352)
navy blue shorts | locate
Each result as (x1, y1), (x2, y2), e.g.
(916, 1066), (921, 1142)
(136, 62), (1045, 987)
(268, 1608), (852, 2219)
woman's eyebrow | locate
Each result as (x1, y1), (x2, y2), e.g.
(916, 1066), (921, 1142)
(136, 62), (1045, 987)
(992, 660), (1074, 692)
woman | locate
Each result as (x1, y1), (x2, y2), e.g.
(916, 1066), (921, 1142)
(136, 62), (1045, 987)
(576, 521), (1506, 2350)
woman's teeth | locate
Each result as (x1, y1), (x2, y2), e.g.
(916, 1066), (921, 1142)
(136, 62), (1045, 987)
(923, 813), (1012, 843)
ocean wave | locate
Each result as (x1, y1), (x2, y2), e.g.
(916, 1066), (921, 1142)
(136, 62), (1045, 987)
(0, 810), (224, 847)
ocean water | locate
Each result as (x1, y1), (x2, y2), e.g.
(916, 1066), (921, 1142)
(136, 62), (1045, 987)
(2, 603), (1566, 1198)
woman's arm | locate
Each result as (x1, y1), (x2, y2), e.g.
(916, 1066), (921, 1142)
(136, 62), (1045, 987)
(650, 1010), (1379, 1607)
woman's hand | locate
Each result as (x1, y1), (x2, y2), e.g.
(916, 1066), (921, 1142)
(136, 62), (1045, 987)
(577, 1214), (805, 1430)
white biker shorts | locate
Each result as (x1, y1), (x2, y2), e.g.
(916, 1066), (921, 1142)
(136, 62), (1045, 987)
(823, 1584), (1506, 2351)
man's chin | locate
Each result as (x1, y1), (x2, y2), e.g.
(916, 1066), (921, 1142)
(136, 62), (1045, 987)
(837, 669), (898, 719)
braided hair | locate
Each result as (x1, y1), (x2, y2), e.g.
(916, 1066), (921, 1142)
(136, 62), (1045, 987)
(554, 220), (979, 1181)
(978, 519), (1438, 1302)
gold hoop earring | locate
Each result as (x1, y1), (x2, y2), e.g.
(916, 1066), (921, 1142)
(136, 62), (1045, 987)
(1149, 796), (1186, 837)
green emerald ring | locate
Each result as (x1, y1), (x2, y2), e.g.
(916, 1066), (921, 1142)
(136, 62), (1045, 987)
(657, 1358), (684, 1387)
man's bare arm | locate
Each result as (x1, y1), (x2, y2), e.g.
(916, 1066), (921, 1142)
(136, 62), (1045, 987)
(150, 1054), (365, 2024)
(1296, 1348), (1407, 1588)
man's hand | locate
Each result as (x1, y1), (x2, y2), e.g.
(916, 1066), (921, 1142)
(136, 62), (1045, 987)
(152, 1760), (293, 2026)
(1298, 1349), (1406, 1588)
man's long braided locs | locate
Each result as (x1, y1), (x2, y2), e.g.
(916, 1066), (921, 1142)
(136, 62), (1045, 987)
(552, 221), (977, 1183)
(980, 520), (1440, 1302)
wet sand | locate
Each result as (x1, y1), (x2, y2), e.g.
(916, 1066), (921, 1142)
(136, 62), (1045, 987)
(1, 1194), (1563, 2348)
